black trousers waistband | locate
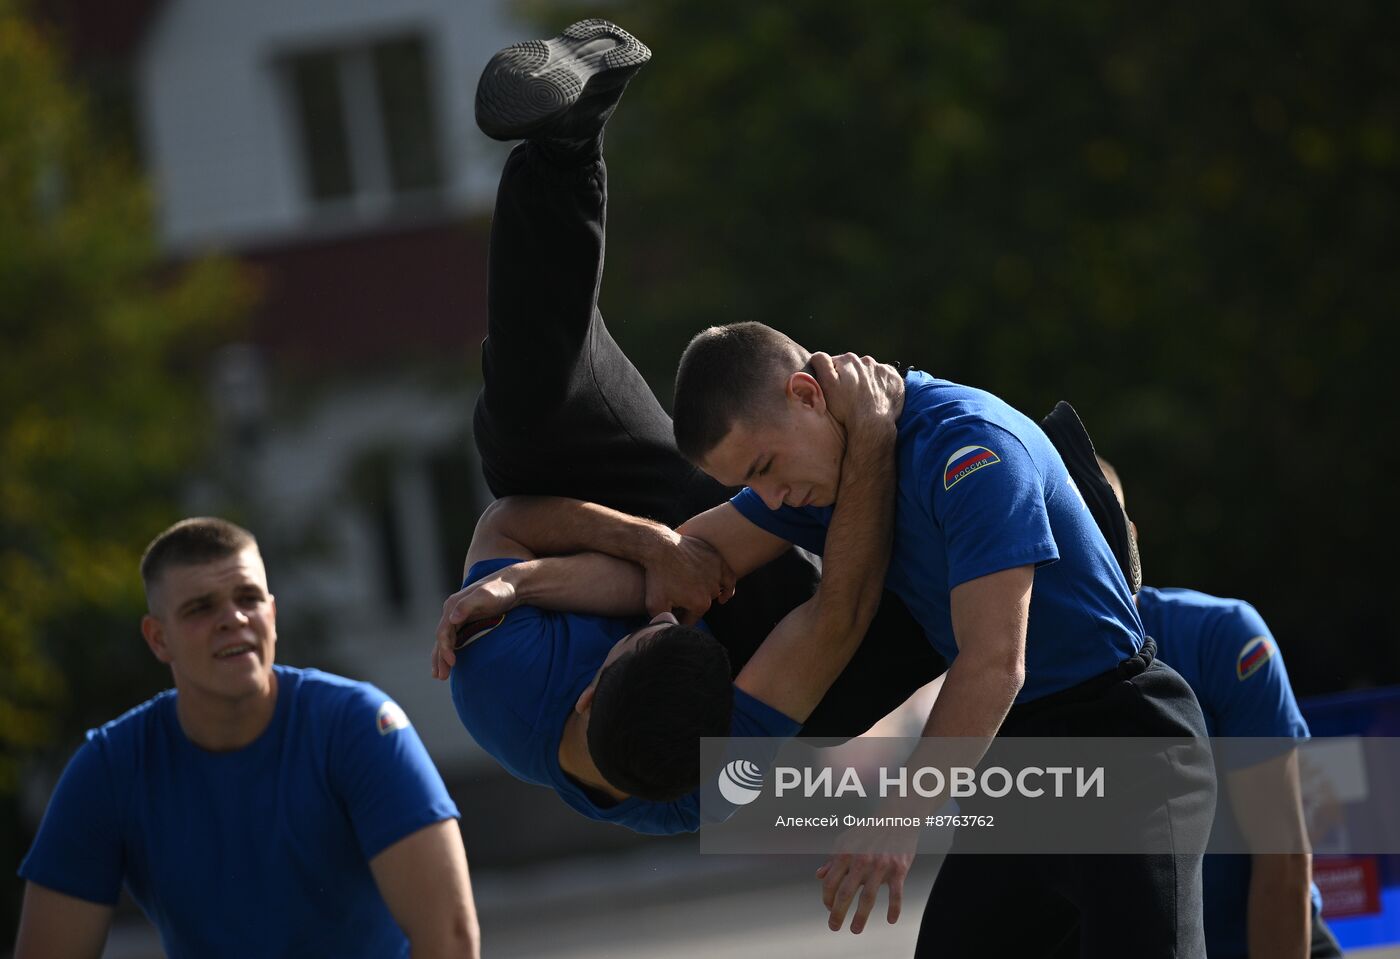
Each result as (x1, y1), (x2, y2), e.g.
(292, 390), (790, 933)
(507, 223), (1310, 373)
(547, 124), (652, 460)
(1006, 636), (1158, 727)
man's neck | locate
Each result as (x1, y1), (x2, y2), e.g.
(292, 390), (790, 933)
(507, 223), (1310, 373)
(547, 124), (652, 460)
(174, 671), (280, 752)
(557, 712), (630, 804)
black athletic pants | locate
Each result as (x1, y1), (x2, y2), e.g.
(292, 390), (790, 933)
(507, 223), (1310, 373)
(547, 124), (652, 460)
(471, 143), (944, 738)
(914, 642), (1215, 959)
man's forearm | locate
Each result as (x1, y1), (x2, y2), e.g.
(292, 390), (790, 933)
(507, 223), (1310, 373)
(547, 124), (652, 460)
(919, 652), (1022, 740)
(1248, 853), (1311, 959)
(498, 553), (648, 617)
(733, 414), (898, 719)
(486, 496), (672, 565)
(809, 420), (899, 641)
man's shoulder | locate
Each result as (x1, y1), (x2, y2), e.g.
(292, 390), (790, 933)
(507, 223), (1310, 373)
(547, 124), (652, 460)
(901, 372), (1037, 453)
(84, 688), (177, 753)
(1140, 585), (1275, 670)
(1140, 585), (1259, 627)
(277, 665), (398, 726)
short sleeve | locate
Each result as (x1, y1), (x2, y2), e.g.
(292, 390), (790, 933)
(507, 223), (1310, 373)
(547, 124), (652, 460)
(928, 425), (1059, 589)
(1200, 603), (1310, 741)
(448, 605), (555, 776)
(729, 490), (831, 556)
(18, 738), (125, 905)
(330, 686), (460, 861)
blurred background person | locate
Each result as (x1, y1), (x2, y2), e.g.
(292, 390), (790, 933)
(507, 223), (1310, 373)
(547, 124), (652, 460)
(1098, 457), (1343, 959)
(14, 518), (479, 959)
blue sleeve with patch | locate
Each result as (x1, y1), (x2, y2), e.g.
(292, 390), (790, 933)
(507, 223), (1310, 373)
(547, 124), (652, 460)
(330, 685), (460, 861)
(1201, 603), (1309, 740)
(729, 489), (831, 556)
(928, 425), (1059, 589)
(17, 736), (125, 905)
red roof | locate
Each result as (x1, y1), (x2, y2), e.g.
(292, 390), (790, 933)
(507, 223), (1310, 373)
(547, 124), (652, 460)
(239, 218), (489, 370)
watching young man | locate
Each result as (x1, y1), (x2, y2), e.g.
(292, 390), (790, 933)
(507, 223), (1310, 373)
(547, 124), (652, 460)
(16, 518), (479, 959)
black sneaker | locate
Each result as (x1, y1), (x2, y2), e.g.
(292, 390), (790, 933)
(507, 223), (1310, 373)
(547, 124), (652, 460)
(475, 19), (651, 145)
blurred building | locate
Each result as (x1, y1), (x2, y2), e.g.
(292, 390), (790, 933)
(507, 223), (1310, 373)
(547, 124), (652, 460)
(46, 0), (530, 770)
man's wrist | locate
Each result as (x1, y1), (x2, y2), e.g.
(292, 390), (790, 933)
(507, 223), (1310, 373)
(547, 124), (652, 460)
(629, 518), (681, 567)
(490, 563), (529, 607)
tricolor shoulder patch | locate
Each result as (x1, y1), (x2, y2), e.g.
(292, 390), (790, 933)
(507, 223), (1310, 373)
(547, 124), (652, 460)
(944, 445), (1001, 490)
(376, 700), (411, 736)
(454, 612), (506, 651)
(1236, 636), (1275, 681)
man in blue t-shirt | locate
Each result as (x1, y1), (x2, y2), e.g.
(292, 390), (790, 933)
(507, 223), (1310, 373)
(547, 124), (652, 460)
(431, 350), (900, 835)
(425, 20), (942, 845)
(1097, 457), (1343, 959)
(16, 518), (478, 959)
(669, 324), (1215, 956)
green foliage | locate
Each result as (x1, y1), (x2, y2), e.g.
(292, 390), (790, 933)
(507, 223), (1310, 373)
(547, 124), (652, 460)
(533, 0), (1399, 691)
(0, 2), (253, 793)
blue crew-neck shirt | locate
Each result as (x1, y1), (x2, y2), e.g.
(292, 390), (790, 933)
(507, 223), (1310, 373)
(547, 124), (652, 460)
(730, 371), (1143, 702)
(449, 558), (800, 835)
(1138, 585), (1319, 959)
(19, 666), (458, 959)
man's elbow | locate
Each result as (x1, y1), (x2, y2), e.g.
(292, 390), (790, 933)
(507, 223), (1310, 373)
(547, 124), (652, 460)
(409, 915), (480, 959)
(962, 643), (1025, 699)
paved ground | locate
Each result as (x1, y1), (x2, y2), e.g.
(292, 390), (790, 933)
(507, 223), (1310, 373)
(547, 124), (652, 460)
(87, 850), (936, 958)
(48, 848), (1400, 958)
(477, 851), (937, 959)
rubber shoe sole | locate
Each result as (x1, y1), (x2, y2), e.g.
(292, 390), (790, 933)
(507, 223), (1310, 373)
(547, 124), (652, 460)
(475, 19), (652, 142)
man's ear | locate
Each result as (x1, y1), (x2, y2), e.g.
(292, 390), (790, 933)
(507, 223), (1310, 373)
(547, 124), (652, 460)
(786, 370), (826, 414)
(574, 678), (597, 716)
(141, 614), (172, 664)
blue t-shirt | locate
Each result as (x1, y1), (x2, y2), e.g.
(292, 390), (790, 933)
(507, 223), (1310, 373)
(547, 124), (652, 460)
(450, 559), (801, 835)
(731, 371), (1143, 702)
(1139, 586), (1318, 959)
(19, 666), (459, 959)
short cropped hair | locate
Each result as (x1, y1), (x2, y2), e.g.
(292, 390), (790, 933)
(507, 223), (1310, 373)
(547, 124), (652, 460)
(673, 322), (811, 463)
(587, 625), (734, 801)
(140, 517), (258, 596)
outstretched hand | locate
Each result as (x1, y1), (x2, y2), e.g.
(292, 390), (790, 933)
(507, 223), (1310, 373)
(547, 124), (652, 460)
(431, 575), (518, 680)
(808, 351), (905, 431)
(815, 821), (918, 934)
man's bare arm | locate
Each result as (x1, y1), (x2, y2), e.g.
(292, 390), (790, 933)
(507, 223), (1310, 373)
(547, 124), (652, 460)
(13, 883), (113, 959)
(466, 497), (733, 617)
(369, 820), (480, 959)
(918, 565), (1031, 740)
(819, 564), (1031, 934)
(433, 551), (653, 679)
(734, 353), (902, 720)
(678, 502), (792, 579)
(1226, 751), (1312, 959)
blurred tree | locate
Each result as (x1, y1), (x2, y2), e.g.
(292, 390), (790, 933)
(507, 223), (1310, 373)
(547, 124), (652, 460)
(0, 0), (251, 925)
(524, 0), (1399, 695)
